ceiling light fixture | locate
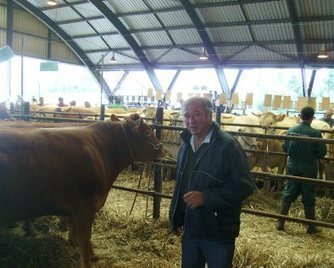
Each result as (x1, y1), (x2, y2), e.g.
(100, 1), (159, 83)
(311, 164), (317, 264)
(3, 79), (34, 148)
(318, 44), (329, 59)
(47, 0), (57, 6)
(199, 47), (208, 61)
(318, 52), (328, 59)
(110, 52), (117, 64)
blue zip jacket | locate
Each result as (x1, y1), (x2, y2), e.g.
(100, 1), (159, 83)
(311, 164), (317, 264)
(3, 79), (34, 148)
(169, 122), (255, 240)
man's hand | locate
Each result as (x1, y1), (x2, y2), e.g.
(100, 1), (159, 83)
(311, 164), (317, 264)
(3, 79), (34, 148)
(183, 191), (204, 209)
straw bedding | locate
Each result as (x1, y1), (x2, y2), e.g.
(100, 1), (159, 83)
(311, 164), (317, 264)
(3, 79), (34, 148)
(0, 169), (333, 267)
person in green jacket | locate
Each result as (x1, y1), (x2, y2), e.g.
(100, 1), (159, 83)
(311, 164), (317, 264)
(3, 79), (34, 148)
(276, 106), (327, 234)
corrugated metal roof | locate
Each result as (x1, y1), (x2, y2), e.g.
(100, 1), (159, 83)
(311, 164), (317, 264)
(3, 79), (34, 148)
(266, 44), (298, 59)
(295, 0), (334, 16)
(251, 23), (294, 41)
(229, 45), (293, 62)
(144, 0), (182, 9)
(11, 0), (334, 69)
(74, 36), (108, 50)
(144, 48), (171, 63)
(73, 2), (102, 17)
(60, 21), (96, 36)
(215, 45), (249, 61)
(159, 48), (199, 63)
(105, 0), (149, 13)
(208, 26), (253, 42)
(87, 51), (140, 65)
(243, 1), (289, 20)
(300, 21), (334, 40)
(89, 18), (119, 33)
(157, 10), (193, 27)
(120, 14), (162, 30)
(169, 28), (202, 45)
(103, 34), (132, 49)
(27, 0), (64, 8)
(190, 0), (239, 4)
(133, 31), (173, 46)
(196, 5), (245, 24)
(43, 6), (81, 22)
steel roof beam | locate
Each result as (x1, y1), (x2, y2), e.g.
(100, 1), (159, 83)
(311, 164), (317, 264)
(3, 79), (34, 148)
(307, 70), (317, 97)
(89, 0), (163, 94)
(13, 0), (113, 97)
(215, 67), (231, 98)
(57, 15), (105, 25)
(230, 70), (243, 96)
(286, 0), (304, 67)
(162, 69), (181, 104)
(99, 61), (334, 71)
(87, 1), (149, 66)
(142, 0), (177, 47)
(84, 38), (332, 53)
(41, 0), (279, 13)
(179, 0), (220, 64)
(112, 71), (129, 95)
(68, 14), (333, 38)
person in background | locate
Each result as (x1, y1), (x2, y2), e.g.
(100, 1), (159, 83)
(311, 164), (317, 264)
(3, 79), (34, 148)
(169, 96), (255, 268)
(39, 97), (44, 106)
(276, 106), (327, 234)
(58, 97), (66, 107)
(84, 101), (91, 108)
(70, 100), (76, 106)
(321, 109), (334, 127)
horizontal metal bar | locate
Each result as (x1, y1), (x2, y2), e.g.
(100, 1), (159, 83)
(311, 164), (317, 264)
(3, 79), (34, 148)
(111, 183), (334, 229)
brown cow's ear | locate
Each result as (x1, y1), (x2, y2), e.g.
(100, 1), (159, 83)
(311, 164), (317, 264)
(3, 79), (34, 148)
(110, 114), (120, 121)
(127, 117), (141, 133)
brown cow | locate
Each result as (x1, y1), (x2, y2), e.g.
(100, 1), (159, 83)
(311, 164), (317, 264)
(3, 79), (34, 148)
(0, 113), (165, 268)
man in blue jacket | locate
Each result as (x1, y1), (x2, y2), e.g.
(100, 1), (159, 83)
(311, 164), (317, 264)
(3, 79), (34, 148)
(169, 97), (255, 268)
(276, 106), (327, 234)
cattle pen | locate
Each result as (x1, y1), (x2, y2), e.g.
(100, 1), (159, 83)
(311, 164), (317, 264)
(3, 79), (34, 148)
(1, 107), (334, 267)
(7, 106), (334, 229)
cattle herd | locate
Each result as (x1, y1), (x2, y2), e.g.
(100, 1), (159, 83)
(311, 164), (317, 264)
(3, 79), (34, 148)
(0, 101), (334, 267)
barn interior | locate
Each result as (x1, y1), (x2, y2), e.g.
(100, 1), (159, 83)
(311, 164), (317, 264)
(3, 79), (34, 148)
(0, 0), (334, 267)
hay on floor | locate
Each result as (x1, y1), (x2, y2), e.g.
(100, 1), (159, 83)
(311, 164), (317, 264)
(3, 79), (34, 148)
(0, 169), (334, 267)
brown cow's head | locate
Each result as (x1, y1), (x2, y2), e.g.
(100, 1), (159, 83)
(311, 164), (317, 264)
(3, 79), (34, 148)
(123, 113), (165, 161)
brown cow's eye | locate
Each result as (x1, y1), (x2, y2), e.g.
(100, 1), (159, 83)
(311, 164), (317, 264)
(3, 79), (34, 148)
(146, 128), (151, 135)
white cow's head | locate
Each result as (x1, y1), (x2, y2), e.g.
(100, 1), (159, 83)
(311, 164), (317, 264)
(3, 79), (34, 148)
(252, 112), (285, 130)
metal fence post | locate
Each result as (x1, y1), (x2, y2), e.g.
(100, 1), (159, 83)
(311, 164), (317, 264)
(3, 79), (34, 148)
(153, 107), (163, 219)
(99, 104), (105, 121)
(215, 105), (221, 129)
(23, 101), (30, 121)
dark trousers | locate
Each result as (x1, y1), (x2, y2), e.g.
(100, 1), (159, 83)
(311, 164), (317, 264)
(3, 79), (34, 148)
(182, 237), (235, 268)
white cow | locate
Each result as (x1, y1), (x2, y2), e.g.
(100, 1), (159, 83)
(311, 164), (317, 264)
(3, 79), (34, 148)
(224, 112), (285, 151)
